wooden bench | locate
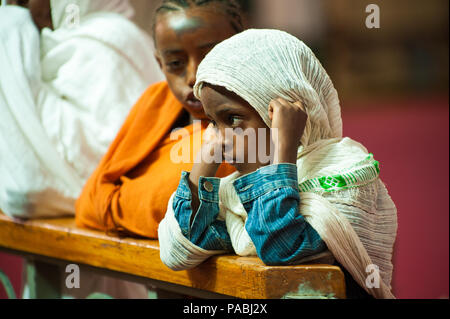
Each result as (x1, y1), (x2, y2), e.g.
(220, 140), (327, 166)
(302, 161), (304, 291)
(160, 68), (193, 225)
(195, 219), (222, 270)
(0, 212), (346, 299)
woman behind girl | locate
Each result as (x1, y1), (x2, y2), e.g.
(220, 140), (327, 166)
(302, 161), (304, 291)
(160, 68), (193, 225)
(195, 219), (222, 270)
(159, 29), (398, 299)
(75, 0), (249, 238)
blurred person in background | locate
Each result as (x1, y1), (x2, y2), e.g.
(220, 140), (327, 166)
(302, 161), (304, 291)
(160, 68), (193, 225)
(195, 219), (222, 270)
(0, 0), (163, 220)
(0, 0), (164, 299)
(75, 0), (251, 239)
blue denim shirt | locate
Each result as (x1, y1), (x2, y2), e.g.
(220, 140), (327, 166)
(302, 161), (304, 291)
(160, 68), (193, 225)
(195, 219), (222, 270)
(172, 164), (326, 266)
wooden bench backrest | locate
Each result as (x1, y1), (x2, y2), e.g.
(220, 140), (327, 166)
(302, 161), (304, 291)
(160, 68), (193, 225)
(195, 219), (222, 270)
(0, 213), (346, 299)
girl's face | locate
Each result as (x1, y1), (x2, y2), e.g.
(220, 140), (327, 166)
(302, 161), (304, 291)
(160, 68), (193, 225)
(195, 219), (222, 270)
(201, 85), (273, 175)
(154, 7), (238, 120)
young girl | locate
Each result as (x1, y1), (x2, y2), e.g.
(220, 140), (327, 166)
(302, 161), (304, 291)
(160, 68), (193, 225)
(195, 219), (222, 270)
(159, 29), (398, 299)
(75, 0), (249, 238)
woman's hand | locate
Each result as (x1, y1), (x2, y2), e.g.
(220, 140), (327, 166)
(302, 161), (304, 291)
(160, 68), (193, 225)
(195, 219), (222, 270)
(268, 98), (308, 165)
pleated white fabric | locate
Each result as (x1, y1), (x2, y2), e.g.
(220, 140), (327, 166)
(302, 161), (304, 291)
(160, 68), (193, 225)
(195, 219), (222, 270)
(194, 29), (343, 150)
(161, 29), (398, 298)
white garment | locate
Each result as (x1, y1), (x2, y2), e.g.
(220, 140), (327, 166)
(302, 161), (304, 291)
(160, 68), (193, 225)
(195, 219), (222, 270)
(160, 29), (398, 299)
(49, 0), (135, 29)
(1, 3), (163, 300)
(0, 3), (163, 218)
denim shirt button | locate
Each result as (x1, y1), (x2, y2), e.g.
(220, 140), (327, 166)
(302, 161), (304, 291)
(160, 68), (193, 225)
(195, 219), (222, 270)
(239, 184), (254, 193)
(203, 181), (214, 192)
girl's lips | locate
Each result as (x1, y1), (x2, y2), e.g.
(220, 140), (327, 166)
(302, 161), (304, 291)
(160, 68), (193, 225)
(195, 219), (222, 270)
(186, 93), (203, 110)
(186, 99), (203, 110)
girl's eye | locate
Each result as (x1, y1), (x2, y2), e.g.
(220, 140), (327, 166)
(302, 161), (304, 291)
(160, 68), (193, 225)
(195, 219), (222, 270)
(166, 60), (185, 71)
(229, 115), (243, 127)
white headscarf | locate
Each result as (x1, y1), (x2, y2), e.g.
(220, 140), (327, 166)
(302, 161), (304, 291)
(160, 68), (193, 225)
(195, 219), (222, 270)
(194, 29), (343, 150)
(191, 29), (397, 299)
(50, 0), (134, 29)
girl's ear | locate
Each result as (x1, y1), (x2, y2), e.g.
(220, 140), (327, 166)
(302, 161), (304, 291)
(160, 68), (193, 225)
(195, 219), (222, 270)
(268, 103), (274, 122)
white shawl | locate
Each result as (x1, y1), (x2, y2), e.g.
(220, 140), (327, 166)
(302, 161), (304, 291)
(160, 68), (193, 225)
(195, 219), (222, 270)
(159, 29), (397, 298)
(0, 3), (163, 218)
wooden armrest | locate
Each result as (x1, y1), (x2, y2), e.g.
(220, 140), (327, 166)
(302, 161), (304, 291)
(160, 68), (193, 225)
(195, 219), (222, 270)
(0, 212), (346, 299)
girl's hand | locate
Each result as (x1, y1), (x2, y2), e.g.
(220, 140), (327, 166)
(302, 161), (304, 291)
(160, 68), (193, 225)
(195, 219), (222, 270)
(192, 123), (223, 177)
(268, 98), (308, 164)
(188, 123), (223, 214)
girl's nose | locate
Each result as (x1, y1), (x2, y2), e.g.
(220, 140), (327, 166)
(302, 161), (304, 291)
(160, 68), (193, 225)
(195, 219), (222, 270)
(220, 128), (235, 153)
(186, 60), (197, 88)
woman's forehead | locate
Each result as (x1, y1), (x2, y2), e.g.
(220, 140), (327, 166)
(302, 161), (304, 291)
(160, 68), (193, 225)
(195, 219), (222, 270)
(167, 13), (205, 37)
(155, 7), (236, 45)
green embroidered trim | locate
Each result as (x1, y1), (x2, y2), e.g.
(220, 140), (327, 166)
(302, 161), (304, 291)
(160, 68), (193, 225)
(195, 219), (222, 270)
(299, 154), (380, 193)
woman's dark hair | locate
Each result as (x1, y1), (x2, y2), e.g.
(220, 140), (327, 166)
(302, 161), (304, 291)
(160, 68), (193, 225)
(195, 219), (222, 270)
(152, 0), (251, 38)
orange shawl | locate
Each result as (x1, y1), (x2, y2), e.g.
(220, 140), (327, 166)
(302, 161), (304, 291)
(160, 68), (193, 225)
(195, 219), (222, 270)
(75, 82), (234, 238)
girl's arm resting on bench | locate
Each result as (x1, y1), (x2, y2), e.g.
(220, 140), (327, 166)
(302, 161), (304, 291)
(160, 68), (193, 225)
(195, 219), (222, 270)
(235, 163), (327, 266)
(159, 164), (327, 270)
